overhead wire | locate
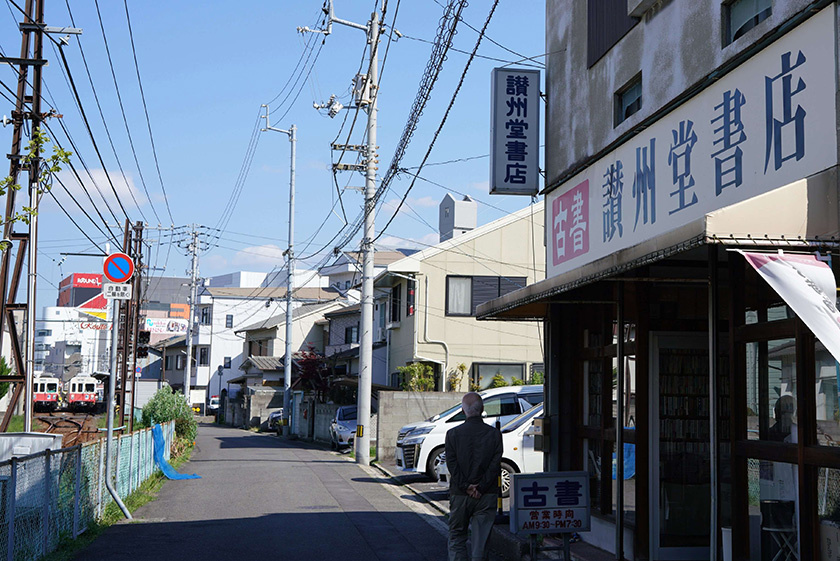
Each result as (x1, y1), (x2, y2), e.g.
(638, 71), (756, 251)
(122, 0), (175, 225)
(90, 0), (154, 222)
(60, 2), (149, 224)
(374, 0), (501, 243)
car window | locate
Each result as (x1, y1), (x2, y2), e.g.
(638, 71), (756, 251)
(338, 407), (357, 421)
(485, 395), (518, 418)
(522, 392), (544, 406)
(502, 404), (543, 433)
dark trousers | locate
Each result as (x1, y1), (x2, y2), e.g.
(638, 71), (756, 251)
(448, 493), (497, 561)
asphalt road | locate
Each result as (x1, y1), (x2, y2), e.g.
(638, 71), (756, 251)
(73, 423), (448, 561)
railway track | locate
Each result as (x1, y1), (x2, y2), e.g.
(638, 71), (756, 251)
(35, 413), (99, 447)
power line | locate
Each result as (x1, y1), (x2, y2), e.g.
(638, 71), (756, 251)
(122, 0), (175, 225)
(90, 0), (154, 222)
(60, 2), (149, 224)
(374, 0), (501, 243)
(55, 43), (132, 226)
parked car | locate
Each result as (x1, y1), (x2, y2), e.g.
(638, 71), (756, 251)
(435, 403), (544, 498)
(329, 404), (378, 450)
(395, 384), (543, 477)
(267, 409), (284, 431)
(207, 395), (220, 415)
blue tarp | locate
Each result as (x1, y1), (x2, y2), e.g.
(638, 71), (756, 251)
(152, 424), (200, 480)
(612, 427), (636, 480)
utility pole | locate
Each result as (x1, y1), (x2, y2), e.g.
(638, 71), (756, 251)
(261, 105), (296, 436)
(303, 1), (381, 466)
(127, 221), (143, 431)
(0, 1), (81, 431)
(184, 225), (200, 407)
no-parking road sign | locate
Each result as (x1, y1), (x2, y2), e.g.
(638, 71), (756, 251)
(103, 253), (135, 283)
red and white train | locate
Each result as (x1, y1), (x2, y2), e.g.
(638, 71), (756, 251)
(66, 374), (101, 412)
(33, 376), (61, 412)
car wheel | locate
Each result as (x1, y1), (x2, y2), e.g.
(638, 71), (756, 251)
(500, 460), (516, 498)
(426, 447), (445, 479)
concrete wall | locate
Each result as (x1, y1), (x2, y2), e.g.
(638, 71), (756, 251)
(376, 391), (466, 461)
(314, 403), (340, 442)
(247, 387), (284, 429)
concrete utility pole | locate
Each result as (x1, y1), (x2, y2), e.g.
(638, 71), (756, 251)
(261, 105), (296, 436)
(303, 1), (381, 466)
(184, 225), (200, 406)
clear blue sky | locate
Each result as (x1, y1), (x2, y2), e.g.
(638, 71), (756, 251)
(0, 0), (545, 306)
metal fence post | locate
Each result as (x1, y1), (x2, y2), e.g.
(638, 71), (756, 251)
(115, 434), (121, 498)
(73, 446), (82, 538)
(97, 440), (104, 519)
(8, 457), (17, 561)
(42, 451), (51, 555)
(128, 433), (134, 494)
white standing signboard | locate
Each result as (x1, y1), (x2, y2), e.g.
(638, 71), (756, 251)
(510, 471), (590, 535)
(490, 67), (540, 195)
(546, 7), (837, 278)
(103, 283), (132, 300)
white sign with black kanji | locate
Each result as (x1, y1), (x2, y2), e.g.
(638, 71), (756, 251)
(103, 283), (132, 300)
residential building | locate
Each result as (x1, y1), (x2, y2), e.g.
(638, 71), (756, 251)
(375, 199), (545, 390)
(478, 2), (840, 560)
(319, 250), (412, 293)
(173, 281), (339, 408)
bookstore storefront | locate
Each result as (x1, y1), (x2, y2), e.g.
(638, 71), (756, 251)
(479, 171), (840, 561)
(478, 6), (840, 557)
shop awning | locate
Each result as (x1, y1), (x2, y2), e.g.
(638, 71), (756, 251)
(478, 169), (840, 320)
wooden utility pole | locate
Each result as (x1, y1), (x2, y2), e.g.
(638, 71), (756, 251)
(0, 0), (44, 431)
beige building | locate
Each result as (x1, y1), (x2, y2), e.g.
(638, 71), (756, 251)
(375, 200), (545, 390)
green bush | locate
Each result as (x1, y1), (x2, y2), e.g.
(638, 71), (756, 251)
(530, 371), (545, 385)
(489, 373), (507, 388)
(141, 387), (197, 443)
(398, 362), (435, 392)
(511, 377), (525, 386)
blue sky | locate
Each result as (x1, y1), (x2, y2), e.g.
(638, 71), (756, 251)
(0, 0), (545, 306)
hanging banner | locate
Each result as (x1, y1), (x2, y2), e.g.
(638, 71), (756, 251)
(738, 251), (840, 364)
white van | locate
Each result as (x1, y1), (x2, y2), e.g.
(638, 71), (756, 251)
(395, 385), (543, 477)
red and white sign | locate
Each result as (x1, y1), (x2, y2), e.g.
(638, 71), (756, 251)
(551, 179), (589, 266)
(72, 273), (102, 288)
(739, 251), (840, 363)
(79, 322), (111, 330)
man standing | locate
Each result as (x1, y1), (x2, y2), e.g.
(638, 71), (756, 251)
(445, 392), (502, 561)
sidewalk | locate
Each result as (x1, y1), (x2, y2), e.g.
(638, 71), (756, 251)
(375, 461), (615, 561)
(73, 423), (447, 561)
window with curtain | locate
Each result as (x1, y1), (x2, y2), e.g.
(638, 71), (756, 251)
(446, 276), (472, 316)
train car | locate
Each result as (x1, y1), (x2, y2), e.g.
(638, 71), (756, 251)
(66, 375), (99, 412)
(33, 377), (61, 412)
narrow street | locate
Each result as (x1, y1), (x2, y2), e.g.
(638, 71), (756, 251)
(73, 423), (448, 561)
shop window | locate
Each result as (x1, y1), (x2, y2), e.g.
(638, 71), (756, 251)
(199, 347), (209, 366)
(726, 0), (772, 46)
(390, 284), (402, 323)
(814, 343), (839, 448)
(748, 458), (800, 558)
(224, 356), (231, 369)
(225, 314), (233, 329)
(615, 74), (642, 126)
(587, 0), (637, 67)
(818, 467), (840, 551)
(745, 339), (797, 442)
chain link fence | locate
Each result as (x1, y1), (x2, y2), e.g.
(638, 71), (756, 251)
(0, 421), (174, 561)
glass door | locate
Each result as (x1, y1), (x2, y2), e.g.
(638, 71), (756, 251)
(650, 333), (711, 560)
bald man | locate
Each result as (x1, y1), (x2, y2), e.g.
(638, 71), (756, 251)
(445, 392), (502, 561)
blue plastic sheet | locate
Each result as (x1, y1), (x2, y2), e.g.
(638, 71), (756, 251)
(153, 424), (201, 480)
(612, 428), (636, 480)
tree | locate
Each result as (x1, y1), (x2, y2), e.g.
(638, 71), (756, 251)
(0, 356), (11, 400)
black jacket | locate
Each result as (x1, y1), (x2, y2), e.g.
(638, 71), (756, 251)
(444, 416), (502, 496)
